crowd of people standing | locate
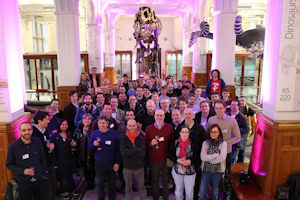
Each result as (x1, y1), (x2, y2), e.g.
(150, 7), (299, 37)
(6, 67), (257, 200)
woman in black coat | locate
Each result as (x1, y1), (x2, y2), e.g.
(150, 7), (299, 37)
(50, 119), (77, 199)
(74, 113), (95, 190)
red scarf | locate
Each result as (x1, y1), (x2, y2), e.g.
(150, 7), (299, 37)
(125, 130), (139, 144)
(179, 137), (190, 160)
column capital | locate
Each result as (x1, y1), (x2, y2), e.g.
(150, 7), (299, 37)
(54, 0), (79, 13)
(213, 0), (238, 12)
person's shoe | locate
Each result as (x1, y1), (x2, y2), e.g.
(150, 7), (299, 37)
(60, 192), (69, 199)
(72, 189), (79, 196)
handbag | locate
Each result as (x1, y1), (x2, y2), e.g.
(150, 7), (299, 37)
(219, 172), (232, 192)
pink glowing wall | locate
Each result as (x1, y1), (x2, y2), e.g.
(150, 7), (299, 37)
(260, 0), (283, 105)
(0, 0), (25, 118)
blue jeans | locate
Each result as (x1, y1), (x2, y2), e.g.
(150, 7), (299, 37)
(200, 171), (222, 200)
(95, 161), (116, 200)
(171, 168), (196, 200)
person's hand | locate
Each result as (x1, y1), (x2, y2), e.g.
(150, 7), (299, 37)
(183, 159), (191, 167)
(113, 164), (119, 172)
(116, 120), (121, 125)
(24, 168), (34, 176)
(48, 143), (55, 151)
(93, 140), (100, 146)
(71, 141), (77, 146)
(203, 151), (207, 155)
(151, 138), (158, 146)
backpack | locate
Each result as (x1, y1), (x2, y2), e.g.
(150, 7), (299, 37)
(287, 173), (300, 200)
(4, 178), (19, 200)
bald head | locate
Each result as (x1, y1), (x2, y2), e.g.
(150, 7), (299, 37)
(126, 119), (137, 133)
(184, 108), (194, 123)
(154, 109), (165, 124)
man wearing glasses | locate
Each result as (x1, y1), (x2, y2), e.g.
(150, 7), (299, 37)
(145, 109), (173, 200)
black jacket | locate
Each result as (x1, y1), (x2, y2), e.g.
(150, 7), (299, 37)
(89, 74), (100, 88)
(229, 113), (249, 136)
(64, 103), (78, 132)
(6, 137), (47, 182)
(32, 126), (53, 166)
(120, 134), (146, 169)
(168, 137), (200, 167)
(194, 112), (213, 125)
(176, 121), (206, 168)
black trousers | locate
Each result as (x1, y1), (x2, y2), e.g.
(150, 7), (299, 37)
(95, 161), (116, 200)
(150, 162), (169, 200)
(18, 179), (46, 200)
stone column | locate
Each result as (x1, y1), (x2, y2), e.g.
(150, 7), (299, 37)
(103, 14), (116, 84)
(182, 13), (193, 81)
(192, 0), (209, 86)
(212, 0), (238, 97)
(248, 0), (300, 198)
(0, 0), (32, 197)
(54, 0), (81, 108)
(87, 24), (103, 73)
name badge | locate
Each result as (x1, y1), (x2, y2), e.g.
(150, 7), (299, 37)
(105, 140), (112, 145)
(22, 154), (29, 160)
(159, 137), (164, 142)
(110, 124), (114, 128)
(223, 129), (228, 133)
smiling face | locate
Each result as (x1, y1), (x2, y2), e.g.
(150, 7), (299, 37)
(200, 101), (210, 115)
(154, 109), (165, 124)
(126, 119), (137, 133)
(180, 127), (189, 142)
(83, 116), (92, 127)
(98, 119), (108, 133)
(110, 98), (118, 110)
(60, 120), (68, 132)
(184, 108), (194, 123)
(19, 123), (33, 142)
(230, 101), (239, 113)
(210, 127), (220, 139)
(214, 102), (226, 118)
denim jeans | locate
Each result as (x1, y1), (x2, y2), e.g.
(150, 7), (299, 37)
(123, 168), (147, 200)
(95, 161), (116, 200)
(200, 171), (222, 200)
(171, 168), (196, 200)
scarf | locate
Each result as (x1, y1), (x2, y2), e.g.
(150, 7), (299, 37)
(125, 130), (139, 144)
(179, 137), (190, 160)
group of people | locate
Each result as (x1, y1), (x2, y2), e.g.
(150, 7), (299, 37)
(6, 68), (257, 200)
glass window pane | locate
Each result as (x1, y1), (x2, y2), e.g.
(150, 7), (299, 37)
(24, 59), (37, 90)
(122, 54), (131, 80)
(115, 54), (122, 80)
(234, 57), (242, 86)
(177, 53), (183, 81)
(53, 58), (58, 91)
(37, 23), (41, 36)
(38, 39), (43, 53)
(81, 56), (85, 72)
(33, 39), (37, 53)
(36, 58), (52, 90)
(244, 57), (257, 86)
(167, 53), (176, 78)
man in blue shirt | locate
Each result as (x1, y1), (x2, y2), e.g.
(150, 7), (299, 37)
(88, 115), (120, 200)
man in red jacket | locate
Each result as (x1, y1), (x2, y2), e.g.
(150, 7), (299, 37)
(145, 109), (173, 200)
